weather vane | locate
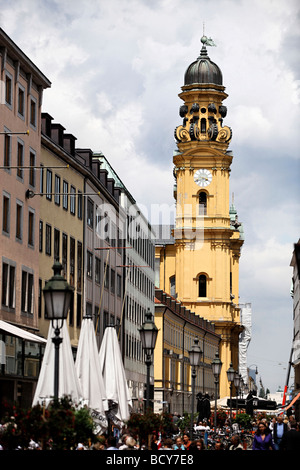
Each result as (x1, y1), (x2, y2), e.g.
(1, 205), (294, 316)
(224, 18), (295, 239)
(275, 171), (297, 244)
(201, 22), (217, 47)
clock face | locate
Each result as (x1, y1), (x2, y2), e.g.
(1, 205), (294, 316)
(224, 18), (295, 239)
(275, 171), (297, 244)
(194, 169), (212, 187)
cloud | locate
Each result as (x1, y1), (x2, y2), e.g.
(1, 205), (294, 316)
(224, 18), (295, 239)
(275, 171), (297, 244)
(1, 0), (299, 393)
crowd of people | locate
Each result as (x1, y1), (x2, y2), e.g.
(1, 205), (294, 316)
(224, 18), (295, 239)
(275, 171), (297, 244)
(74, 412), (300, 451)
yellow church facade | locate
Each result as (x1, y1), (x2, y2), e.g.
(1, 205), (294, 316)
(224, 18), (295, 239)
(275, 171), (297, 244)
(155, 37), (244, 398)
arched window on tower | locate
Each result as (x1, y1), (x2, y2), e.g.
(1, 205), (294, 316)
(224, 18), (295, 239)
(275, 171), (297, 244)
(198, 274), (207, 297)
(170, 275), (176, 297)
(200, 118), (206, 134)
(199, 192), (207, 215)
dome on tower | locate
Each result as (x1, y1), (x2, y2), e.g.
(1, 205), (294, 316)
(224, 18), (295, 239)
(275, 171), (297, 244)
(184, 36), (223, 86)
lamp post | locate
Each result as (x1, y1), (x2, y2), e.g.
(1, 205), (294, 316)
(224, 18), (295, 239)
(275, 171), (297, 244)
(234, 372), (242, 416)
(211, 352), (222, 429)
(43, 261), (74, 399)
(188, 338), (202, 438)
(138, 308), (158, 411)
(226, 363), (235, 426)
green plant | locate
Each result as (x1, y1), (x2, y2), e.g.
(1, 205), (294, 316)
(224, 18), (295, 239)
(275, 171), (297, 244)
(126, 410), (163, 446)
(0, 396), (98, 450)
(233, 413), (252, 429)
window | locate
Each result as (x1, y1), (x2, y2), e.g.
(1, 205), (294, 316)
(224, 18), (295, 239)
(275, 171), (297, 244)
(70, 237), (75, 286)
(63, 180), (68, 210)
(104, 311), (109, 329)
(21, 270), (34, 314)
(170, 275), (176, 297)
(40, 164), (44, 195)
(46, 169), (52, 200)
(38, 279), (42, 318)
(87, 198), (94, 228)
(45, 224), (52, 255)
(4, 132), (11, 168)
(198, 274), (207, 297)
(77, 242), (82, 291)
(76, 293), (82, 327)
(30, 98), (37, 128)
(18, 85), (25, 118)
(16, 202), (23, 241)
(87, 250), (93, 279)
(39, 220), (43, 252)
(111, 269), (115, 293)
(29, 150), (36, 187)
(1, 261), (15, 309)
(69, 294), (74, 326)
(117, 274), (122, 297)
(54, 174), (60, 205)
(5, 73), (12, 106)
(104, 264), (109, 289)
(95, 257), (101, 284)
(70, 186), (76, 215)
(62, 233), (68, 278)
(17, 140), (24, 180)
(54, 228), (60, 261)
(2, 193), (10, 234)
(199, 192), (207, 215)
(201, 118), (206, 134)
(28, 209), (35, 247)
(78, 191), (82, 220)
(86, 302), (92, 318)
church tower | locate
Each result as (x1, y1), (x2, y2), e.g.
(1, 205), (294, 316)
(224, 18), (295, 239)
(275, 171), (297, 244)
(158, 36), (244, 397)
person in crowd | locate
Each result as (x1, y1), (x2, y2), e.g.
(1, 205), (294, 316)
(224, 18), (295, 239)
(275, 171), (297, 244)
(214, 441), (224, 450)
(189, 439), (205, 451)
(106, 436), (119, 450)
(228, 434), (244, 451)
(182, 433), (192, 450)
(150, 432), (160, 450)
(173, 436), (185, 450)
(279, 420), (300, 451)
(252, 421), (275, 450)
(160, 438), (173, 450)
(272, 415), (288, 450)
(124, 436), (137, 450)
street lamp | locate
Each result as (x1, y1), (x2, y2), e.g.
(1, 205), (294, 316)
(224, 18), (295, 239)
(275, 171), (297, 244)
(226, 363), (236, 426)
(234, 372), (242, 416)
(43, 260), (74, 399)
(138, 308), (158, 411)
(188, 338), (202, 438)
(211, 352), (222, 429)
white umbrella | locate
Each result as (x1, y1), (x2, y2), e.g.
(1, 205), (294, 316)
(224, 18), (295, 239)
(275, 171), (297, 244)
(98, 326), (132, 424)
(75, 317), (108, 428)
(32, 321), (82, 406)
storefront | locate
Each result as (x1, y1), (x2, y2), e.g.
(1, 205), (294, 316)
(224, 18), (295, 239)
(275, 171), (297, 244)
(0, 321), (46, 411)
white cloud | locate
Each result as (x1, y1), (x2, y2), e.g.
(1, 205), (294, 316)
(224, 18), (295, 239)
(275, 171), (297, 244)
(1, 0), (299, 393)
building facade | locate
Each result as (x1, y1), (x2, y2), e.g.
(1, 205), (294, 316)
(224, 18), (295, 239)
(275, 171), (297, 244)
(93, 154), (156, 411)
(0, 28), (51, 407)
(38, 113), (85, 346)
(156, 37), (244, 398)
(154, 288), (221, 415)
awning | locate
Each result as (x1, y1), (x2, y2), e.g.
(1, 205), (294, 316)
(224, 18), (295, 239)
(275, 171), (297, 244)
(0, 320), (46, 343)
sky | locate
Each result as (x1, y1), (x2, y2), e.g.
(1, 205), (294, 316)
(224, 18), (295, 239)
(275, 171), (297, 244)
(1, 0), (299, 394)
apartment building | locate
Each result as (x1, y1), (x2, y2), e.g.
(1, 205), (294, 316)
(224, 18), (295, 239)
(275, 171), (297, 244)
(0, 28), (51, 407)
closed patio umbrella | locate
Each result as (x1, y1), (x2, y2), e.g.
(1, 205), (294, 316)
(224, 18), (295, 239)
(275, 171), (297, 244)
(98, 326), (132, 425)
(32, 321), (82, 406)
(75, 317), (108, 429)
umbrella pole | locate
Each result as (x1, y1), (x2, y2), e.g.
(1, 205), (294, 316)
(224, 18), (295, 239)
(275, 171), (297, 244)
(52, 322), (63, 399)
